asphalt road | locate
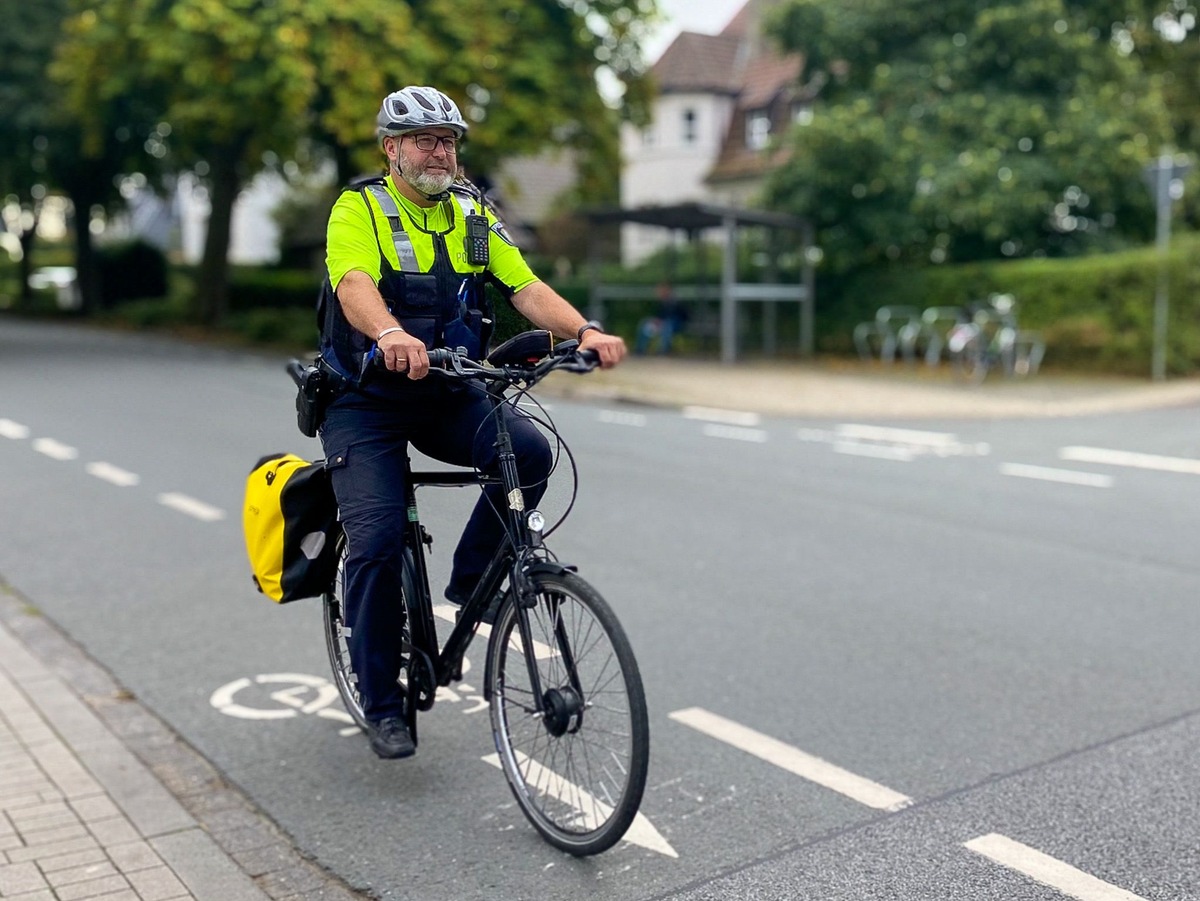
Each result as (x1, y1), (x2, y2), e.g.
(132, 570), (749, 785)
(1, 318), (1198, 900)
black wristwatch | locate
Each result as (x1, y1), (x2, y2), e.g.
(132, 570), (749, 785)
(577, 320), (604, 341)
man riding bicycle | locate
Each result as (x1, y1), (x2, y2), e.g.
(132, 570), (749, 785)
(317, 85), (625, 759)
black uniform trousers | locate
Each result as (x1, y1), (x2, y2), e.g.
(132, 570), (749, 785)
(320, 378), (552, 722)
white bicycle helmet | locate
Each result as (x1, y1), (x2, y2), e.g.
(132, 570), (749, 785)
(377, 86), (468, 139)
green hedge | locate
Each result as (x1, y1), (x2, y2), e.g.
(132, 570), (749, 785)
(826, 233), (1200, 375)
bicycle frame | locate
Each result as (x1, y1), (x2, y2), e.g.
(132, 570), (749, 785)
(398, 378), (572, 721)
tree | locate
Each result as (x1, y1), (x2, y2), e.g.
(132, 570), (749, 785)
(0, 0), (77, 308)
(765, 0), (1173, 273)
(54, 0), (658, 325)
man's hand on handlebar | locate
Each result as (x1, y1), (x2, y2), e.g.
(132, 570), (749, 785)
(379, 329), (430, 379)
(578, 330), (626, 369)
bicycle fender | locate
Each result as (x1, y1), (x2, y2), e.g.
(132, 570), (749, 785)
(524, 561), (578, 578)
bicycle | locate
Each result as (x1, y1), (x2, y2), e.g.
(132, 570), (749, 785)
(947, 294), (1044, 385)
(296, 331), (650, 857)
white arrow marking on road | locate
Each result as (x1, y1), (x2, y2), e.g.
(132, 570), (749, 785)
(482, 752), (677, 858)
(0, 419), (30, 439)
(432, 604), (558, 660)
(965, 833), (1147, 901)
(32, 437), (78, 461)
(1000, 463), (1113, 488)
(670, 707), (912, 812)
(158, 492), (225, 521)
(86, 461), (141, 487)
(1060, 445), (1200, 476)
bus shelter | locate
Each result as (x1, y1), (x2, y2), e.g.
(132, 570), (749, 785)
(582, 202), (815, 364)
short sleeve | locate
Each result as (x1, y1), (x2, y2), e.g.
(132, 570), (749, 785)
(326, 191), (384, 291)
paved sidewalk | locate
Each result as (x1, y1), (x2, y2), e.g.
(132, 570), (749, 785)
(0, 586), (363, 901)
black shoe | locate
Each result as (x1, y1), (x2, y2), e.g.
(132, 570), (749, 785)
(366, 716), (415, 759)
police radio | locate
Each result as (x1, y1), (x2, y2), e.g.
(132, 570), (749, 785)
(464, 213), (490, 266)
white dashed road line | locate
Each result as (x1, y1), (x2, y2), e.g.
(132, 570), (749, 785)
(32, 437), (78, 461)
(965, 833), (1148, 901)
(833, 439), (917, 461)
(669, 707), (912, 811)
(597, 409), (647, 427)
(702, 423), (769, 443)
(86, 461), (141, 487)
(158, 492), (226, 522)
(683, 406), (761, 427)
(999, 463), (1113, 488)
(1060, 446), (1200, 477)
(0, 418), (31, 439)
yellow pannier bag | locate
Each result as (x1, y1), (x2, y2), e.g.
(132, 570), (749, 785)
(243, 453), (339, 603)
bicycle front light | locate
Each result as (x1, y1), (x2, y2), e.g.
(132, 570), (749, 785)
(526, 510), (546, 533)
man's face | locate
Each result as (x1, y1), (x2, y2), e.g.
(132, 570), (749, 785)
(387, 128), (458, 196)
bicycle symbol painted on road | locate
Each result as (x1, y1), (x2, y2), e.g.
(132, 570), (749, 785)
(209, 664), (488, 736)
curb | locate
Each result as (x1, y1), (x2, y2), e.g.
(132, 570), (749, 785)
(0, 582), (367, 901)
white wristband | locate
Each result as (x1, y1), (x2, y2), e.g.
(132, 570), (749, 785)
(376, 326), (405, 341)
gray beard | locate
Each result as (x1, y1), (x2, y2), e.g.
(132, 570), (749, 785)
(394, 159), (454, 196)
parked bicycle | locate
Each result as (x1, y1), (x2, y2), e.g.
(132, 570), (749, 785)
(291, 331), (649, 857)
(946, 294), (1044, 385)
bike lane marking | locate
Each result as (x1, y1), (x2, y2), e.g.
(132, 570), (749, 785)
(1060, 446), (1200, 477)
(965, 833), (1147, 901)
(669, 707), (912, 812)
(999, 463), (1113, 489)
(481, 752), (678, 859)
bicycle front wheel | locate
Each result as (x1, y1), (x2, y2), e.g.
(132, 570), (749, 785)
(487, 571), (649, 856)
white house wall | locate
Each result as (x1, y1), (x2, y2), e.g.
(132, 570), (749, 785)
(620, 91), (735, 264)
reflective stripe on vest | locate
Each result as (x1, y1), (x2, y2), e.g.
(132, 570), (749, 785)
(363, 183), (475, 272)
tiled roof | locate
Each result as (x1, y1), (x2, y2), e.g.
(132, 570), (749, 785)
(652, 32), (742, 94)
(738, 52), (804, 109)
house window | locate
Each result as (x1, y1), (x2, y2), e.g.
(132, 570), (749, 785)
(793, 103), (813, 126)
(746, 109), (771, 150)
(682, 108), (697, 144)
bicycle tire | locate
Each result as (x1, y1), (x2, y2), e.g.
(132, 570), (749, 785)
(322, 534), (415, 732)
(486, 571), (649, 856)
(322, 533), (368, 730)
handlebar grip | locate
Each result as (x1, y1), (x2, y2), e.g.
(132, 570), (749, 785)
(577, 349), (600, 366)
(427, 347), (454, 368)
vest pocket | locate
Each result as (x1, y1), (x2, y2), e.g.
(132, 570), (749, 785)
(394, 273), (441, 349)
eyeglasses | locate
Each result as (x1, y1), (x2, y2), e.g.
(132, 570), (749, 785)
(405, 133), (459, 153)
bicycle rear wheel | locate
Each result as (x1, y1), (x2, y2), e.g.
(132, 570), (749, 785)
(322, 536), (416, 732)
(322, 533), (368, 730)
(487, 571), (649, 856)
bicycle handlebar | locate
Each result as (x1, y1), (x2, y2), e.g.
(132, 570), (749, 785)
(366, 334), (599, 388)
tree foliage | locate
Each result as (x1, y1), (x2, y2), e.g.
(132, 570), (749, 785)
(766, 0), (1174, 273)
(52, 0), (658, 324)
